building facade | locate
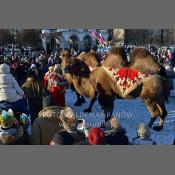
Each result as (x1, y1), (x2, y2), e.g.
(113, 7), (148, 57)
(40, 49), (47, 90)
(41, 29), (109, 52)
(41, 29), (175, 52)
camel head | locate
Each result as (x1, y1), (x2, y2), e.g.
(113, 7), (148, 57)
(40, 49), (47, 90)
(60, 50), (71, 62)
(64, 58), (91, 78)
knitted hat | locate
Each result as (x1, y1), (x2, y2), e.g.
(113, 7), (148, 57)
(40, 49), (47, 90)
(0, 109), (15, 129)
(20, 113), (30, 127)
(52, 131), (74, 145)
(60, 107), (78, 131)
(88, 128), (106, 145)
(137, 123), (150, 139)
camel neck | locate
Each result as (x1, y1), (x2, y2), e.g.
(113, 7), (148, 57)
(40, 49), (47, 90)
(72, 75), (96, 99)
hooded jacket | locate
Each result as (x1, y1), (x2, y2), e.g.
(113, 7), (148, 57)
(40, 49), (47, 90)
(0, 63), (24, 102)
(30, 106), (64, 145)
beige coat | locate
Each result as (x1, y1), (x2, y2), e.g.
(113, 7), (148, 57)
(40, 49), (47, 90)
(30, 106), (64, 145)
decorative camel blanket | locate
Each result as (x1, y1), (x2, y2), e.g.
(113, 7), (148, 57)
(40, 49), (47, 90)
(102, 66), (160, 97)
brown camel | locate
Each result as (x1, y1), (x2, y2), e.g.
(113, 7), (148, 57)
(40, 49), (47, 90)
(64, 47), (168, 131)
(60, 50), (98, 112)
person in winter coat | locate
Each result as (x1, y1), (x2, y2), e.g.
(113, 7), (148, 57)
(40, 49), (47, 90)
(22, 68), (44, 124)
(30, 104), (65, 145)
(48, 52), (58, 66)
(44, 66), (54, 90)
(104, 117), (130, 145)
(165, 64), (174, 78)
(132, 123), (156, 145)
(38, 62), (49, 81)
(0, 63), (29, 115)
(0, 109), (28, 145)
(50, 107), (85, 145)
(49, 64), (68, 107)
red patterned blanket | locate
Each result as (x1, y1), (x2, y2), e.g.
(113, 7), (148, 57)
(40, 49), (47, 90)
(102, 66), (159, 97)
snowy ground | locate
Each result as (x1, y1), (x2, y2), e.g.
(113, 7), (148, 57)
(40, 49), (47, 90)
(65, 89), (175, 145)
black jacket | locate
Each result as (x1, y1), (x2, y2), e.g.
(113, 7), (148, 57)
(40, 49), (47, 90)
(105, 128), (130, 145)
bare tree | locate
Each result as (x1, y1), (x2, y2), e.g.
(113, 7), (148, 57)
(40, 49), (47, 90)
(17, 29), (42, 48)
(0, 29), (13, 46)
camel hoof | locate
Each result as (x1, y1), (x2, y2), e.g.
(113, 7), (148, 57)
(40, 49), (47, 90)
(83, 109), (91, 113)
(153, 125), (163, 131)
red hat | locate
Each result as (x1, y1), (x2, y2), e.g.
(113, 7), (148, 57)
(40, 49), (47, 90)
(88, 128), (106, 145)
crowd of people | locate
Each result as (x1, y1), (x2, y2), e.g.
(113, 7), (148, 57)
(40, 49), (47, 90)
(0, 45), (174, 145)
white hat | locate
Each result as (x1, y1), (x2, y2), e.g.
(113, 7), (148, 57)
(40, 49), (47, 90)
(0, 63), (10, 74)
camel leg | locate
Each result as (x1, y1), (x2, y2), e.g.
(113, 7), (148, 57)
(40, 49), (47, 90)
(74, 92), (84, 106)
(104, 102), (114, 123)
(80, 96), (85, 103)
(141, 98), (160, 130)
(154, 96), (167, 131)
(98, 94), (115, 127)
(83, 97), (96, 113)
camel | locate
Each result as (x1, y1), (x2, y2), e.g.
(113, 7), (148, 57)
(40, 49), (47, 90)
(77, 50), (102, 69)
(63, 47), (168, 131)
(60, 50), (101, 112)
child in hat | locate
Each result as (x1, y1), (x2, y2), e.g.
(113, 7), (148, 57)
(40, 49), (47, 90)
(0, 109), (24, 144)
(132, 123), (156, 145)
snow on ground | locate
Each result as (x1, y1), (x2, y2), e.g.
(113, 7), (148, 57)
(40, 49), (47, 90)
(65, 89), (175, 145)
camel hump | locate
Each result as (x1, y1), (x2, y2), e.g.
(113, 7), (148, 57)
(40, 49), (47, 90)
(131, 47), (150, 59)
(130, 47), (160, 74)
(103, 46), (128, 69)
(77, 52), (87, 61)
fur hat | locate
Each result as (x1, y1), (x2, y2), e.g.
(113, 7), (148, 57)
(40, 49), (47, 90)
(60, 107), (78, 131)
(0, 109), (15, 129)
(88, 128), (106, 145)
(137, 123), (150, 139)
